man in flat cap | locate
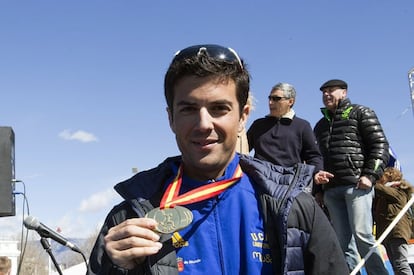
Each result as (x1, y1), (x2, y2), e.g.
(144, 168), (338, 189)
(314, 79), (390, 274)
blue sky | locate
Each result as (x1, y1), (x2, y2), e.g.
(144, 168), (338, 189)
(0, 1), (413, 240)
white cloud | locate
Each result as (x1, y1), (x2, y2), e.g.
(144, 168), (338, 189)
(59, 129), (99, 143)
(78, 188), (118, 213)
(0, 216), (23, 239)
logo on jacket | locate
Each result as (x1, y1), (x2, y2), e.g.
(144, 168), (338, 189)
(250, 232), (269, 249)
(177, 257), (184, 272)
(172, 232), (189, 248)
(341, 106), (353, 120)
(251, 232), (272, 263)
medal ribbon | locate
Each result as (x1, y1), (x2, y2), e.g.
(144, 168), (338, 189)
(160, 164), (243, 209)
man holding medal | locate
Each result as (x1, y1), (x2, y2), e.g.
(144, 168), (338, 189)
(87, 44), (348, 274)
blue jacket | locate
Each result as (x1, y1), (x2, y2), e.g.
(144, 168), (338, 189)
(88, 155), (348, 275)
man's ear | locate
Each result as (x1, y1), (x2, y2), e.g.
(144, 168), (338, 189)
(167, 107), (175, 133)
(288, 97), (295, 108)
(341, 89), (348, 100)
(238, 104), (250, 133)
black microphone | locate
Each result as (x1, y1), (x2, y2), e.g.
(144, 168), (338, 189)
(24, 216), (82, 253)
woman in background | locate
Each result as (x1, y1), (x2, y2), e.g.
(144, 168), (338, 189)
(374, 167), (414, 275)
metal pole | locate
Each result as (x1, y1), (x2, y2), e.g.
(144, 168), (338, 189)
(350, 194), (414, 275)
(409, 67), (414, 116)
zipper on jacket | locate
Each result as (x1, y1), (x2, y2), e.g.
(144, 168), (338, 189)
(278, 163), (303, 216)
(278, 163), (304, 275)
(213, 196), (226, 275)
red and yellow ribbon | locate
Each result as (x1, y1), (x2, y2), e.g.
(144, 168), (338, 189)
(160, 164), (243, 209)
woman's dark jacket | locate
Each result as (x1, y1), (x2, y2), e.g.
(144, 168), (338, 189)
(374, 184), (412, 242)
(87, 155), (348, 275)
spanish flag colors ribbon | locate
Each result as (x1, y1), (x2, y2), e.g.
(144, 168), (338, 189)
(160, 164), (243, 209)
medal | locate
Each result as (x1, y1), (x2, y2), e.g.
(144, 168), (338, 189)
(146, 163), (243, 234)
(146, 206), (193, 234)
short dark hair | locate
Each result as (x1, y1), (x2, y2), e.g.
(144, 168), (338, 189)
(164, 44), (250, 115)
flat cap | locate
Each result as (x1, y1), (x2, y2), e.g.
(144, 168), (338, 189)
(319, 79), (348, 91)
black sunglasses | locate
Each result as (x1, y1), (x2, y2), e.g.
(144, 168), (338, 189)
(268, 95), (287, 102)
(172, 44), (243, 69)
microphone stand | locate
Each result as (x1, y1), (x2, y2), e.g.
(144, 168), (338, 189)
(40, 237), (63, 275)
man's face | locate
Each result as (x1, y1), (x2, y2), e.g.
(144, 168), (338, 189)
(168, 75), (249, 181)
(268, 89), (293, 117)
(321, 86), (347, 111)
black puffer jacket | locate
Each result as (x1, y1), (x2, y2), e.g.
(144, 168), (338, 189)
(314, 98), (389, 187)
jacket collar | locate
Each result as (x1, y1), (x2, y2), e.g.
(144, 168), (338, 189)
(266, 109), (295, 121)
(320, 98), (352, 120)
(115, 153), (315, 203)
(115, 155), (242, 200)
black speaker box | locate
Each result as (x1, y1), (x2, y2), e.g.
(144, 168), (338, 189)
(0, 127), (15, 217)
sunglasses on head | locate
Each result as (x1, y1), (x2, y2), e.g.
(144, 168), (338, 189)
(268, 95), (287, 102)
(172, 44), (243, 69)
